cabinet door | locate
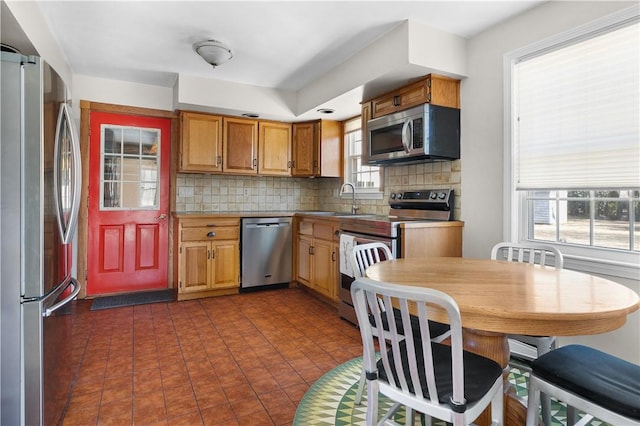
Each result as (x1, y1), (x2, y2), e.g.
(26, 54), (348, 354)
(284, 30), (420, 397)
(292, 122), (315, 176)
(211, 240), (239, 289)
(312, 238), (335, 300)
(296, 235), (312, 285)
(179, 112), (223, 172)
(179, 241), (211, 293)
(223, 117), (258, 174)
(361, 103), (372, 165)
(258, 122), (291, 176)
(317, 120), (341, 177)
(371, 96), (400, 118)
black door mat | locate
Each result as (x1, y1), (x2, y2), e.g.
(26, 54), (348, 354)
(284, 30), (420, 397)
(90, 289), (175, 311)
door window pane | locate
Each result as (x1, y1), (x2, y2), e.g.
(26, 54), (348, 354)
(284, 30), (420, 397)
(100, 124), (160, 210)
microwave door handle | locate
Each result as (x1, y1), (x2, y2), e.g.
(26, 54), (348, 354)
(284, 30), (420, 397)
(401, 120), (411, 153)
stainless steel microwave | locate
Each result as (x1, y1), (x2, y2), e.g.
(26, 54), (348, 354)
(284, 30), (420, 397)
(366, 103), (460, 166)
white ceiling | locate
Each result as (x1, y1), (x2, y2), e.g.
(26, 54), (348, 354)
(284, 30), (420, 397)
(20, 1), (544, 120)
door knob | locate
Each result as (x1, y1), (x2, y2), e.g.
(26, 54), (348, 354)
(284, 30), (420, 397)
(155, 214), (167, 221)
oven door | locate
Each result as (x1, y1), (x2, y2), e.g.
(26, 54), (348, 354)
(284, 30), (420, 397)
(338, 231), (396, 325)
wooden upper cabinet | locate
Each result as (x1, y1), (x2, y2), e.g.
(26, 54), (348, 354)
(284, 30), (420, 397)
(316, 120), (341, 178)
(179, 111), (223, 173)
(292, 120), (341, 178)
(223, 117), (258, 175)
(258, 121), (292, 176)
(370, 74), (461, 118)
(292, 122), (315, 176)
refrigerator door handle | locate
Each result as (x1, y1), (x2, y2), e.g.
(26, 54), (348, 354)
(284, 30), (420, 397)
(53, 102), (82, 244)
(43, 278), (79, 317)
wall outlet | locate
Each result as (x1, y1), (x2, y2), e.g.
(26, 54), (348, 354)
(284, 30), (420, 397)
(178, 187), (194, 197)
(244, 188), (250, 196)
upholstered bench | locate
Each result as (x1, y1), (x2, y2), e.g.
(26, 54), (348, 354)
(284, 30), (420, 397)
(525, 344), (640, 426)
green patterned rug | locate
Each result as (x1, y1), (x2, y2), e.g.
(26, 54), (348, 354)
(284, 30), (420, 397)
(293, 356), (610, 426)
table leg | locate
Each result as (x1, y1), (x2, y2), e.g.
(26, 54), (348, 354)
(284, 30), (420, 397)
(462, 329), (528, 426)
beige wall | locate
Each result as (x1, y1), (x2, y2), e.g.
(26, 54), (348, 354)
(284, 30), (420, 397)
(462, 0), (639, 362)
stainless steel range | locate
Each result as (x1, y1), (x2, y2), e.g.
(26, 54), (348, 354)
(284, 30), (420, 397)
(338, 188), (455, 325)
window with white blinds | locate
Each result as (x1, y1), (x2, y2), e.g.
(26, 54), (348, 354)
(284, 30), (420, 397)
(514, 20), (639, 190)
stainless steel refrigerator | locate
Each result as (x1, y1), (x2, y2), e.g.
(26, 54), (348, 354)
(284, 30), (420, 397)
(1, 50), (81, 425)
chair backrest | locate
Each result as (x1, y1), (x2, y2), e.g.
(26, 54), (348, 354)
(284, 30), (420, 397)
(350, 277), (466, 409)
(349, 242), (393, 278)
(491, 242), (564, 269)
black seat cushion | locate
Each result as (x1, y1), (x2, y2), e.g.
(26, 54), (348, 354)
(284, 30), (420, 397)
(532, 344), (640, 420)
(377, 339), (503, 406)
(369, 307), (450, 339)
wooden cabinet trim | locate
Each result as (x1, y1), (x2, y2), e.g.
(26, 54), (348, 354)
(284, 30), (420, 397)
(367, 74), (461, 118)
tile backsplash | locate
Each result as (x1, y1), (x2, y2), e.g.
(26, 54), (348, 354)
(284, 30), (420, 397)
(175, 159), (461, 219)
(175, 174), (319, 212)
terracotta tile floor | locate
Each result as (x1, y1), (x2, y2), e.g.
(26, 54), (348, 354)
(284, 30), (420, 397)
(62, 287), (363, 426)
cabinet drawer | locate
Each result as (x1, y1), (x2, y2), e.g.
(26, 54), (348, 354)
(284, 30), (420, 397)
(299, 221), (313, 236)
(181, 226), (239, 242)
(180, 217), (239, 228)
(313, 223), (335, 240)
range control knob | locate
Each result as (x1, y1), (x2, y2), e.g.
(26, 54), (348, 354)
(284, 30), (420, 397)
(390, 193), (396, 200)
(438, 192), (447, 199)
(397, 193), (403, 199)
(429, 192), (438, 200)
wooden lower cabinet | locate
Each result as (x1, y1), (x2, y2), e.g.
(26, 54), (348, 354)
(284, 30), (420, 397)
(295, 219), (339, 301)
(174, 217), (240, 301)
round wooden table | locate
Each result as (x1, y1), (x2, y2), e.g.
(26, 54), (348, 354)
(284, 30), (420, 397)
(365, 257), (640, 426)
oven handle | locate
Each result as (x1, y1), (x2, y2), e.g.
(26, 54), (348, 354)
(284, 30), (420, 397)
(340, 231), (393, 248)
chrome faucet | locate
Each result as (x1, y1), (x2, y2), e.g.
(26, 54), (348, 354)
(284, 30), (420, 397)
(340, 182), (359, 214)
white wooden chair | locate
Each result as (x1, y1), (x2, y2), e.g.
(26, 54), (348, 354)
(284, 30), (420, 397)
(349, 242), (450, 405)
(351, 277), (503, 426)
(490, 241), (564, 426)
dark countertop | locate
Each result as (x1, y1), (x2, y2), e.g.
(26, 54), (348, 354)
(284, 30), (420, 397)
(173, 210), (463, 229)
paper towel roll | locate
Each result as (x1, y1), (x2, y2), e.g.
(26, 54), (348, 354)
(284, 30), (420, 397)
(339, 234), (355, 277)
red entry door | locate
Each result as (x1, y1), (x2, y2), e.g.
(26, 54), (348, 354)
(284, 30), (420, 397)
(87, 112), (170, 295)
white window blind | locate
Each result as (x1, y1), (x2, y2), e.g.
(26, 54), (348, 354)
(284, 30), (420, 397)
(515, 21), (639, 190)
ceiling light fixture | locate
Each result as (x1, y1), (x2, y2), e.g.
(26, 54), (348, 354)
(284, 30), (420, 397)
(193, 39), (233, 68)
(317, 108), (335, 114)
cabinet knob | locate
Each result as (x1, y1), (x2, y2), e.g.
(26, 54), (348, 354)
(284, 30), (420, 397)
(393, 95), (401, 106)
(207, 231), (216, 238)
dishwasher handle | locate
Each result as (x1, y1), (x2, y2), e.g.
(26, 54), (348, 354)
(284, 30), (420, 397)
(245, 222), (290, 228)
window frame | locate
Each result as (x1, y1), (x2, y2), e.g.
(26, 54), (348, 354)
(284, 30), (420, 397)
(503, 5), (640, 280)
(343, 117), (384, 200)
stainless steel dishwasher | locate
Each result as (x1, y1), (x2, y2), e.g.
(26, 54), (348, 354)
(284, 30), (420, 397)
(241, 217), (292, 290)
